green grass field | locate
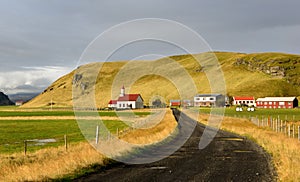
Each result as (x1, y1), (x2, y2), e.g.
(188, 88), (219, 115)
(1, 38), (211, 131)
(197, 107), (300, 121)
(0, 119), (131, 154)
(0, 110), (151, 117)
(0, 108), (151, 154)
(0, 119), (82, 153)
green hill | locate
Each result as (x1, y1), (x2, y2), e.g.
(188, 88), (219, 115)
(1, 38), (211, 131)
(23, 52), (300, 108)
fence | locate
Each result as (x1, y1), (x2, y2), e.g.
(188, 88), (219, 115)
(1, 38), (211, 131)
(249, 116), (300, 141)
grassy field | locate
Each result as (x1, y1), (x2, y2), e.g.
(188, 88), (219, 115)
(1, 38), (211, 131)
(0, 110), (151, 117)
(0, 108), (177, 181)
(0, 119), (132, 154)
(0, 108), (151, 154)
(197, 107), (300, 121)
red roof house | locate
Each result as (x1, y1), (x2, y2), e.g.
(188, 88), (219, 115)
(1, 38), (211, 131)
(170, 100), (181, 107)
(232, 96), (256, 107)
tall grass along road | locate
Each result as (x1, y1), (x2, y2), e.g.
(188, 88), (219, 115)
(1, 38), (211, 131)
(75, 109), (276, 181)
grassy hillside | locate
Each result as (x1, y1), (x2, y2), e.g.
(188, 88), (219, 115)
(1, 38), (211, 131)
(23, 52), (300, 108)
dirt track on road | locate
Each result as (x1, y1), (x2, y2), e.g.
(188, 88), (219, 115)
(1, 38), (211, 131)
(75, 109), (276, 182)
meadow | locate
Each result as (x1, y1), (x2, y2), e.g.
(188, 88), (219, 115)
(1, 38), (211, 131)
(0, 108), (177, 181)
(0, 108), (151, 154)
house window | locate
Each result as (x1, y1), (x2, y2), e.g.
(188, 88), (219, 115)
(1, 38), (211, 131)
(203, 97), (206, 100)
(210, 97), (214, 101)
(196, 98), (200, 101)
(269, 102), (272, 105)
(264, 102), (267, 105)
(247, 101), (249, 104)
(279, 102), (285, 106)
(119, 104), (121, 108)
(123, 104), (125, 107)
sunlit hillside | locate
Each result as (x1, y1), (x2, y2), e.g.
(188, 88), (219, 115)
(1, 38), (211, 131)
(23, 52), (300, 108)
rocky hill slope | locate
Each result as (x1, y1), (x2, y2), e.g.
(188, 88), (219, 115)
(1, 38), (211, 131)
(0, 92), (14, 106)
(23, 52), (300, 108)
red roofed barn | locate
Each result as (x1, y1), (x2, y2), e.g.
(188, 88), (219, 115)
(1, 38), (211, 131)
(232, 96), (256, 107)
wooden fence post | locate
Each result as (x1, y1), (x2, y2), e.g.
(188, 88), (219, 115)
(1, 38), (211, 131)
(298, 126), (300, 141)
(292, 124), (295, 138)
(285, 121), (287, 135)
(95, 125), (99, 144)
(64, 134), (68, 151)
(24, 140), (27, 155)
(288, 124), (291, 137)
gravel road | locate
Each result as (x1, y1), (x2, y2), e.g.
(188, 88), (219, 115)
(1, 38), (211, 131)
(75, 109), (276, 182)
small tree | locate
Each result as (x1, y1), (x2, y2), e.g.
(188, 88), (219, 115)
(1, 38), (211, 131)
(152, 99), (166, 108)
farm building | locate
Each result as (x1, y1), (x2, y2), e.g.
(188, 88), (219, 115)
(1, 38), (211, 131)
(108, 86), (144, 109)
(170, 100), (181, 107)
(232, 96), (256, 107)
(194, 94), (226, 107)
(256, 97), (298, 109)
(15, 101), (24, 106)
(183, 100), (192, 107)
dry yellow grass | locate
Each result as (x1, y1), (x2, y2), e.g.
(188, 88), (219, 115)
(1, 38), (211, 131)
(121, 109), (177, 144)
(197, 114), (300, 181)
(0, 142), (104, 181)
(0, 109), (177, 181)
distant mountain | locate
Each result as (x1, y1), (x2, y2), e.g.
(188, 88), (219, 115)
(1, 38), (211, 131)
(8, 92), (39, 103)
(23, 52), (300, 108)
(0, 92), (14, 106)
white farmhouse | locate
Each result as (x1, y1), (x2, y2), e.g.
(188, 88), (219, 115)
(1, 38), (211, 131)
(194, 94), (225, 107)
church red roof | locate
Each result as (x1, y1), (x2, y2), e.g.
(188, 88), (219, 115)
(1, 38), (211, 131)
(118, 94), (142, 101)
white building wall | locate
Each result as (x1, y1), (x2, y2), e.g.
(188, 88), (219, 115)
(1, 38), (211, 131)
(108, 104), (117, 108)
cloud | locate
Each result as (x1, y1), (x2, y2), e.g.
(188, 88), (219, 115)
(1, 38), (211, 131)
(0, 0), (300, 94)
(0, 66), (72, 94)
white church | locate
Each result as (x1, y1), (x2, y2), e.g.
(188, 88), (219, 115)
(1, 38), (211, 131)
(108, 86), (144, 109)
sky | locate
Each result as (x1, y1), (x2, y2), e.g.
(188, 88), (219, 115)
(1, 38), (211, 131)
(0, 0), (300, 94)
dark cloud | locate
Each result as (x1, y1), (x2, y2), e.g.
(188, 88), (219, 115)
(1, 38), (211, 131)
(0, 0), (299, 93)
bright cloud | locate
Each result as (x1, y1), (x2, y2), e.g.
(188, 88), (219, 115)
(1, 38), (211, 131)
(0, 66), (72, 94)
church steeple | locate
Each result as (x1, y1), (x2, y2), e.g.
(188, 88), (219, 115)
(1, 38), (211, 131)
(120, 85), (125, 97)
